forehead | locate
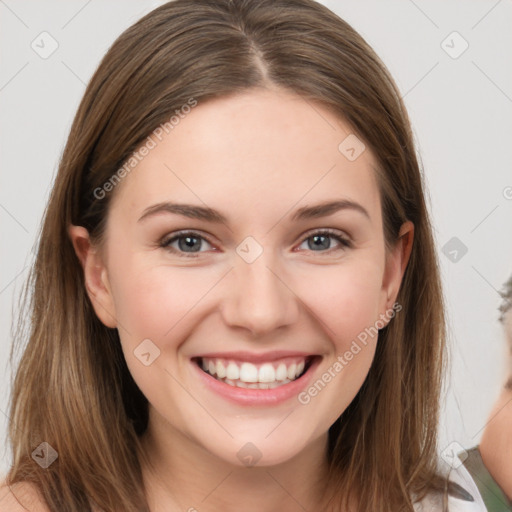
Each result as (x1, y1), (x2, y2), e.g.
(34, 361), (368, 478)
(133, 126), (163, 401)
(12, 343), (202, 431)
(109, 88), (382, 226)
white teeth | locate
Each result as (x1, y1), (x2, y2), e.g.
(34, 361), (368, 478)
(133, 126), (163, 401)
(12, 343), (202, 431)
(226, 362), (239, 380)
(216, 360), (226, 379)
(198, 356), (312, 388)
(258, 363), (275, 383)
(239, 362), (258, 382)
(276, 363), (288, 381)
(225, 377), (293, 389)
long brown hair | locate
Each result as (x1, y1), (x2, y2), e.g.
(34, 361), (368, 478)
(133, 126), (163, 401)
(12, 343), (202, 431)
(6, 0), (446, 510)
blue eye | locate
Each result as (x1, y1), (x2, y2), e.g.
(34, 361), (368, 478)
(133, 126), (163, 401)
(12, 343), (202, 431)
(160, 229), (352, 258)
(160, 231), (214, 258)
(297, 229), (352, 253)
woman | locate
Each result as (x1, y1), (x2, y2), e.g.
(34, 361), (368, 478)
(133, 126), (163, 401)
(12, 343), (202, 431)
(0, 0), (487, 510)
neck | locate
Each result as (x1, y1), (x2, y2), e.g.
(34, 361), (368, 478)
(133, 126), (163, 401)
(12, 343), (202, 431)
(139, 408), (331, 512)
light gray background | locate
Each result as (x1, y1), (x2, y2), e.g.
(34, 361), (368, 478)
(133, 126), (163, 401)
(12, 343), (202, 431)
(1, 0), (511, 476)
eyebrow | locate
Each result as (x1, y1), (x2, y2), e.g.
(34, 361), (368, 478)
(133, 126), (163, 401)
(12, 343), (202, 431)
(291, 199), (370, 222)
(137, 199), (370, 224)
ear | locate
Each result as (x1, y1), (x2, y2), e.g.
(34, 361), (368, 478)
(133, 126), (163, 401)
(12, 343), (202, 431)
(68, 224), (117, 328)
(379, 221), (414, 318)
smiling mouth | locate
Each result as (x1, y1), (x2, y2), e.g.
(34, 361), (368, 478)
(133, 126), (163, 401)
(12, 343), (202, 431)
(192, 355), (317, 389)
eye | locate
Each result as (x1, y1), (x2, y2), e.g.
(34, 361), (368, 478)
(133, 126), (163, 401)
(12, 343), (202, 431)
(159, 228), (352, 258)
(160, 231), (215, 258)
(296, 229), (352, 254)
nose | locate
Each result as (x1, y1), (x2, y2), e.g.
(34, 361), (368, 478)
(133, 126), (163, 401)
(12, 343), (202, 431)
(220, 251), (299, 337)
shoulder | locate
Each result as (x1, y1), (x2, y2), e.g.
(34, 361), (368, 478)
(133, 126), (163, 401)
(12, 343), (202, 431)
(413, 453), (489, 512)
(0, 480), (50, 512)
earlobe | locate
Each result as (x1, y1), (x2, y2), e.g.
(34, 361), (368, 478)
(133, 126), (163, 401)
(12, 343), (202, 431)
(68, 224), (117, 328)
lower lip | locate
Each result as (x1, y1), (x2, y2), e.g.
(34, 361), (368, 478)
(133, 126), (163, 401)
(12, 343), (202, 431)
(191, 357), (321, 406)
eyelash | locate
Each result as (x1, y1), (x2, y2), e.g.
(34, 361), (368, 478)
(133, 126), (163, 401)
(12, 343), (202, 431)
(159, 229), (352, 258)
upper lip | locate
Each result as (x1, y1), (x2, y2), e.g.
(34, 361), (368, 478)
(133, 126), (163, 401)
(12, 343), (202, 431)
(192, 350), (317, 363)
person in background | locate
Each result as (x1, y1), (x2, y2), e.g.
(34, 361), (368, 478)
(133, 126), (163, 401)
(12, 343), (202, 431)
(463, 275), (512, 511)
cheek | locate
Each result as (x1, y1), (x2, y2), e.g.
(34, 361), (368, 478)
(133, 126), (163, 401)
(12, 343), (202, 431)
(107, 259), (215, 406)
(295, 257), (385, 345)
(108, 257), (215, 343)
(293, 263), (384, 425)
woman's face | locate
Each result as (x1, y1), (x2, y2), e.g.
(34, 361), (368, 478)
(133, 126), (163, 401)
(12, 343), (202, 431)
(73, 88), (411, 467)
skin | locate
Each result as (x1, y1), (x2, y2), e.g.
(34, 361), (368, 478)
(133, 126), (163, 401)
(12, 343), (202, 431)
(479, 314), (512, 502)
(68, 88), (413, 512)
(0, 483), (48, 512)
